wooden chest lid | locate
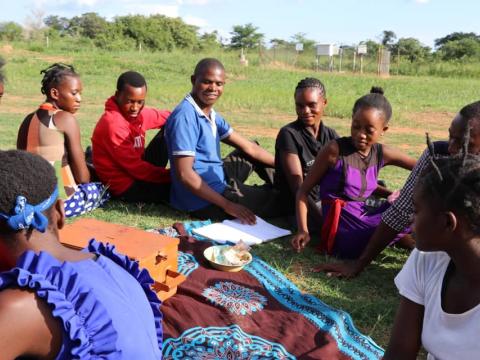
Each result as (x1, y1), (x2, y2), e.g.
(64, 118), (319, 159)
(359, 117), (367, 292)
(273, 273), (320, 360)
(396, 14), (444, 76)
(59, 218), (179, 259)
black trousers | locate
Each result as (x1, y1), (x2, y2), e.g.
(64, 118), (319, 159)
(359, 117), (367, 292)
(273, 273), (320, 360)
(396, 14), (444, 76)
(118, 130), (171, 204)
(191, 148), (287, 221)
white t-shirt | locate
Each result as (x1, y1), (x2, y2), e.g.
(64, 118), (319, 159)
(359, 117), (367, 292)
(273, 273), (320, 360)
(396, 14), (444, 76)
(395, 249), (480, 360)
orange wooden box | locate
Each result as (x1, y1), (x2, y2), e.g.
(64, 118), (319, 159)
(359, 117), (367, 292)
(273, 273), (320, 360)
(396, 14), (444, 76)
(59, 218), (185, 301)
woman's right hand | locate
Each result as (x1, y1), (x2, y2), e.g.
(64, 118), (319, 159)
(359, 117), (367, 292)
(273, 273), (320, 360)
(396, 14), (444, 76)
(291, 231), (310, 253)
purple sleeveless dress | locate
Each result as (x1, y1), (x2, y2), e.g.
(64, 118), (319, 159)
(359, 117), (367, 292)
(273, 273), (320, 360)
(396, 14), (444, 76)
(0, 240), (163, 359)
(319, 137), (404, 259)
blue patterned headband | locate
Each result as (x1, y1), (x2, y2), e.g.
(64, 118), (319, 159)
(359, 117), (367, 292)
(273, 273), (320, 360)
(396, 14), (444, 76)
(0, 187), (59, 233)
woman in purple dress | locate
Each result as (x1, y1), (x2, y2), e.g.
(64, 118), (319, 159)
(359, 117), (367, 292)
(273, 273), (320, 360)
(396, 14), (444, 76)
(292, 87), (416, 260)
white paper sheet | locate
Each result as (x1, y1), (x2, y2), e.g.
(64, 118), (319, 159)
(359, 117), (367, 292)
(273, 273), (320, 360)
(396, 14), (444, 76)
(192, 216), (291, 246)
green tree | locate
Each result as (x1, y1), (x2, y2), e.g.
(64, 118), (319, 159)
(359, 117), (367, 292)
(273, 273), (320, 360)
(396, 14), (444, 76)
(229, 23), (264, 49)
(161, 16), (198, 49)
(392, 37), (431, 62)
(360, 40), (379, 57)
(44, 15), (70, 33)
(270, 38), (289, 48)
(439, 38), (480, 60)
(114, 15), (198, 51)
(290, 32), (315, 50)
(381, 30), (396, 49)
(198, 31), (222, 50)
(435, 32), (480, 49)
(69, 12), (109, 39)
(0, 22), (23, 41)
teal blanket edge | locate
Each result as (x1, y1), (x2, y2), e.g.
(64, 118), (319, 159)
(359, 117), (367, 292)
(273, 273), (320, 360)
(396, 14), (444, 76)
(182, 220), (384, 360)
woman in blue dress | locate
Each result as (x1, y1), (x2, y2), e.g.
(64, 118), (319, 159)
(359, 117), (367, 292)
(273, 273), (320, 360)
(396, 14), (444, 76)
(0, 150), (162, 359)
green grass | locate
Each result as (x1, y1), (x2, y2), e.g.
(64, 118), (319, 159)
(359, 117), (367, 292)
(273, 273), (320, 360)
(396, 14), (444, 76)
(2, 42), (474, 355)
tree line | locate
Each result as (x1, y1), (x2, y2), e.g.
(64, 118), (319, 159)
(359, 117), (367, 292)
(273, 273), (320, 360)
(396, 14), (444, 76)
(0, 14), (479, 62)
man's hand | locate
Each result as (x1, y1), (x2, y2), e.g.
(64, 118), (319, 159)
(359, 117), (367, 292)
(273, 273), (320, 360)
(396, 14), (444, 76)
(312, 261), (364, 278)
(223, 201), (257, 225)
(291, 231), (310, 253)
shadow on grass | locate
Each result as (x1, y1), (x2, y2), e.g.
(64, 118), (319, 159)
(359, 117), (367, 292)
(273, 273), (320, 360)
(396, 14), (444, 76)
(70, 199), (191, 230)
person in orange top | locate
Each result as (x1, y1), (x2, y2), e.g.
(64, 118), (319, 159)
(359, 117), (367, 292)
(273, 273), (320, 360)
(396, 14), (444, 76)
(17, 63), (108, 217)
(91, 71), (171, 203)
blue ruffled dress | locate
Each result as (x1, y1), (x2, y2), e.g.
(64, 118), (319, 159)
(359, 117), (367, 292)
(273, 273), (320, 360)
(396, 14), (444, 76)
(0, 239), (163, 359)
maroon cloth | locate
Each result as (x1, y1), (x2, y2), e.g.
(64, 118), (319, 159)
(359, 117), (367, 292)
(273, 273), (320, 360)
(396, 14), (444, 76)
(161, 224), (369, 359)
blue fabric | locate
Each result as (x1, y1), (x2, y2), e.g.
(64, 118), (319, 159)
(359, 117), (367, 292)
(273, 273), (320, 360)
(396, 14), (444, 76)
(0, 187), (58, 232)
(186, 220), (384, 359)
(0, 239), (162, 359)
(182, 219), (212, 239)
(165, 94), (232, 211)
(245, 258), (384, 360)
(163, 325), (295, 360)
(64, 182), (110, 218)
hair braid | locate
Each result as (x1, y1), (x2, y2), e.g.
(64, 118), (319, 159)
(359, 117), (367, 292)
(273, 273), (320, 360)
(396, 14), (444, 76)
(352, 86), (392, 124)
(294, 77), (326, 97)
(40, 63), (78, 96)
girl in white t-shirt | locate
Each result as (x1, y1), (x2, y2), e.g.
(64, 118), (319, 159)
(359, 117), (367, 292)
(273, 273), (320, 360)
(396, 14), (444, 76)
(384, 126), (480, 360)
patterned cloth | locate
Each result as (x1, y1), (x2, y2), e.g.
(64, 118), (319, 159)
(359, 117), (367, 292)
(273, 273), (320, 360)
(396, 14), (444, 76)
(64, 182), (110, 218)
(163, 222), (383, 360)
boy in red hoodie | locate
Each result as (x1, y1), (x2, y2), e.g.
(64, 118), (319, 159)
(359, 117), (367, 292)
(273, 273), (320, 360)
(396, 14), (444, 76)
(91, 71), (171, 203)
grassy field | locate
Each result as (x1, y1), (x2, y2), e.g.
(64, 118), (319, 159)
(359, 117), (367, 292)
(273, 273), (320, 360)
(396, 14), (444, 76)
(1, 41), (479, 354)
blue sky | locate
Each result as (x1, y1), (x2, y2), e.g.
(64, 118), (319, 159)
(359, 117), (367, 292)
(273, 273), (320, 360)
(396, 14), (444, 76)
(1, 0), (477, 48)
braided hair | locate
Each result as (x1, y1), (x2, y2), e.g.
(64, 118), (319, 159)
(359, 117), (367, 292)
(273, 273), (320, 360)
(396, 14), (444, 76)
(40, 63), (78, 96)
(416, 154), (480, 233)
(294, 77), (326, 98)
(352, 86), (392, 125)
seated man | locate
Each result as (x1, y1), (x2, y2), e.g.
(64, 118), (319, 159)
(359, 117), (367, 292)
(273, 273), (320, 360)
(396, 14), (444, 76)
(92, 71), (171, 203)
(165, 58), (280, 224)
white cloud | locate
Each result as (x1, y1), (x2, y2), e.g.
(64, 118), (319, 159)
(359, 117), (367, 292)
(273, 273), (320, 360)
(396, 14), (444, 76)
(185, 0), (210, 5)
(183, 15), (208, 27)
(76, 0), (100, 5)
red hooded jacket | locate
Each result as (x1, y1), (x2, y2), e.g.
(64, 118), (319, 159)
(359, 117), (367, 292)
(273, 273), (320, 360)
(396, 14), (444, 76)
(92, 96), (170, 196)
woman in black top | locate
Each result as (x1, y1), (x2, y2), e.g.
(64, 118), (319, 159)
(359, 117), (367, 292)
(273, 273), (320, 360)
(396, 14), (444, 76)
(274, 77), (338, 229)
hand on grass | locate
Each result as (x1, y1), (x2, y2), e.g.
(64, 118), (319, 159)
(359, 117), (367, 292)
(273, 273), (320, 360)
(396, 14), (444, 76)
(224, 201), (257, 225)
(312, 261), (363, 278)
(291, 231), (310, 253)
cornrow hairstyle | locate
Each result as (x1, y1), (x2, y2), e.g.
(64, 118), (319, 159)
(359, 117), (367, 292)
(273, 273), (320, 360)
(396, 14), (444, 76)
(0, 57), (5, 84)
(0, 150), (57, 234)
(352, 86), (392, 124)
(40, 63), (78, 96)
(294, 77), (326, 98)
(193, 58), (224, 77)
(416, 154), (480, 234)
(116, 71), (147, 92)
